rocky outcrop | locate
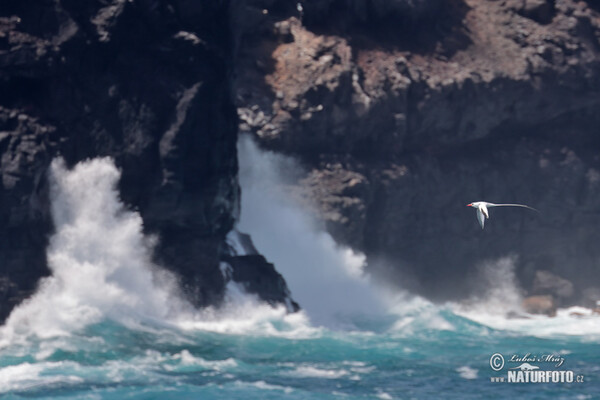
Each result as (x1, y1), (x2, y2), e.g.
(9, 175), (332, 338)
(522, 295), (557, 316)
(224, 255), (300, 311)
(223, 230), (299, 311)
(0, 0), (296, 323)
(234, 0), (600, 303)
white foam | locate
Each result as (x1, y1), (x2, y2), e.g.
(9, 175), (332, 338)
(457, 256), (524, 317)
(450, 257), (600, 337)
(341, 361), (376, 375)
(233, 380), (294, 393)
(173, 350), (237, 370)
(0, 158), (189, 345)
(175, 281), (318, 338)
(290, 365), (348, 379)
(455, 305), (600, 337)
(456, 365), (478, 379)
(147, 349), (239, 374)
(0, 361), (83, 392)
(375, 391), (393, 400)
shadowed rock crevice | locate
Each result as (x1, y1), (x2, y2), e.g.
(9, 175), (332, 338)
(302, 0), (473, 56)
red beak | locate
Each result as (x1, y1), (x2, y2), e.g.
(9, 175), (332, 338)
(466, 203), (472, 207)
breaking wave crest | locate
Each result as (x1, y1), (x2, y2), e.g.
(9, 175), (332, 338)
(0, 157), (316, 348)
(0, 158), (186, 345)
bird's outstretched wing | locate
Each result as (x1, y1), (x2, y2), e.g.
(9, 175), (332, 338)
(476, 208), (485, 229)
(487, 203), (539, 212)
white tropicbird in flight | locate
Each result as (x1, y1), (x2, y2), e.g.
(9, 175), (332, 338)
(467, 201), (539, 229)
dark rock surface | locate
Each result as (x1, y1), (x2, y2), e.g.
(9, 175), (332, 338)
(224, 254), (300, 311)
(234, 0), (600, 303)
(0, 0), (295, 323)
(222, 229), (299, 311)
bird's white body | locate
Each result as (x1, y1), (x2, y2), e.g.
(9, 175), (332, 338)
(467, 201), (539, 229)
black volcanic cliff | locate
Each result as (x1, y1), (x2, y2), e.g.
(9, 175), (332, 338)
(0, 0), (294, 323)
(2, 0), (600, 322)
(235, 0), (600, 308)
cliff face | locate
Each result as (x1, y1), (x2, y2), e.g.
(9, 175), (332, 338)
(0, 0), (295, 323)
(2, 0), (599, 322)
(235, 0), (600, 305)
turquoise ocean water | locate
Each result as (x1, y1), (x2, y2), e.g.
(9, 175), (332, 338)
(1, 303), (599, 399)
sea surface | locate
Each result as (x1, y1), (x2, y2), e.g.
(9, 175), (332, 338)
(1, 301), (599, 399)
(1, 141), (598, 399)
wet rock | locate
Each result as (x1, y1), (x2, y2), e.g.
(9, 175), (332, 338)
(225, 255), (300, 311)
(221, 229), (298, 310)
(522, 295), (557, 316)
